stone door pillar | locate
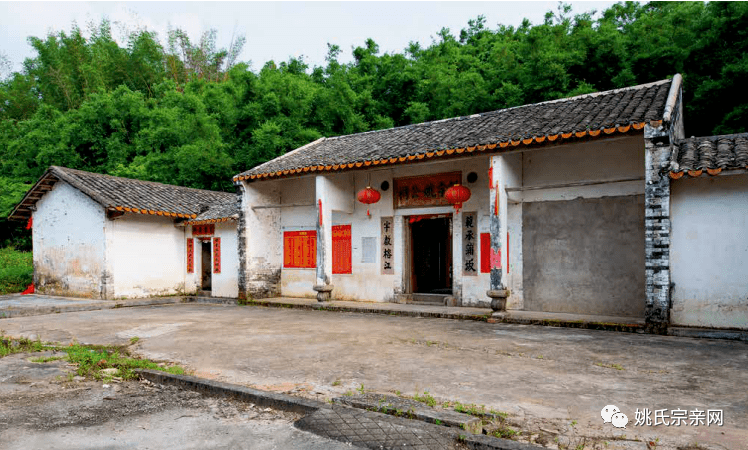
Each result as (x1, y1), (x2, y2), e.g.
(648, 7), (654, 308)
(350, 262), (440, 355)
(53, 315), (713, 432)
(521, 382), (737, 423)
(314, 175), (334, 301)
(487, 155), (509, 312)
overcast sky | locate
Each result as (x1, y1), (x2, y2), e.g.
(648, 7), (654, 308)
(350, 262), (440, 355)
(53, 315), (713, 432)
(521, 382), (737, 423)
(1, 1), (618, 73)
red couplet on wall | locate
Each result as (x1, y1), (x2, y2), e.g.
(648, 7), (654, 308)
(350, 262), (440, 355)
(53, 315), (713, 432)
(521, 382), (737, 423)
(480, 233), (490, 273)
(213, 237), (221, 274)
(332, 225), (352, 274)
(284, 231), (317, 268)
(187, 238), (194, 273)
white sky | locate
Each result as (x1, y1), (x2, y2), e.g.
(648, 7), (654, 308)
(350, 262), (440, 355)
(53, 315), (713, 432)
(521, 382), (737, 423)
(0, 1), (619, 74)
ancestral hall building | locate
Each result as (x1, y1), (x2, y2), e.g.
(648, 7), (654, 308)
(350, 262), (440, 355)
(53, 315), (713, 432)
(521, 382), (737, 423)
(10, 74), (748, 331)
(232, 74), (748, 331)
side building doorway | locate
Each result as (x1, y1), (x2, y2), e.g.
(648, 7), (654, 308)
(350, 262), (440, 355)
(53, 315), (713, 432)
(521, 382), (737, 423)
(410, 216), (452, 298)
(201, 240), (212, 292)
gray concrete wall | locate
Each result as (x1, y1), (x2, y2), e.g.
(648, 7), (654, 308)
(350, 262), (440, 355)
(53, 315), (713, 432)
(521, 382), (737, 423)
(522, 195), (645, 317)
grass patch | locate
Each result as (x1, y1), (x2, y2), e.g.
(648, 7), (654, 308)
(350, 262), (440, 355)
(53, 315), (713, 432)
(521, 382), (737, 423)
(1, 332), (187, 380)
(0, 334), (46, 356)
(491, 426), (519, 439)
(412, 390), (437, 407)
(64, 343), (186, 380)
(0, 247), (33, 295)
(30, 355), (65, 363)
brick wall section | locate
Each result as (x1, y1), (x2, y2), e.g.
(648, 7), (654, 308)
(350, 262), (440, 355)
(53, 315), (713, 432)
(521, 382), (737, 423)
(644, 129), (672, 330)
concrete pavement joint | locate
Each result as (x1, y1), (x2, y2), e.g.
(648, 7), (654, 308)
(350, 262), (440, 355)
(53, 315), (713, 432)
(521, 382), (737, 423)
(136, 369), (544, 450)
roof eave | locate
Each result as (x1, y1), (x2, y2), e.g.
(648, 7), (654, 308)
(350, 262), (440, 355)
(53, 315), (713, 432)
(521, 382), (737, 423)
(235, 122), (654, 183)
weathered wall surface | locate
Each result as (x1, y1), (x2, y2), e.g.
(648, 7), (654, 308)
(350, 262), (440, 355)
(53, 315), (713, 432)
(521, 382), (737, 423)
(242, 180), (282, 299)
(108, 214), (188, 298)
(210, 222), (239, 299)
(670, 173), (748, 329)
(33, 181), (106, 298)
(522, 195), (646, 316)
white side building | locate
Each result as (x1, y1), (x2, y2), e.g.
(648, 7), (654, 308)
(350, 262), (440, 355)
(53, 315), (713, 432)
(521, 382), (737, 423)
(9, 166), (239, 299)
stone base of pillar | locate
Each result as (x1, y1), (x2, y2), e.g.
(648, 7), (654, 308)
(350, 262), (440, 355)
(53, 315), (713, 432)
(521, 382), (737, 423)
(486, 289), (509, 312)
(313, 284), (334, 302)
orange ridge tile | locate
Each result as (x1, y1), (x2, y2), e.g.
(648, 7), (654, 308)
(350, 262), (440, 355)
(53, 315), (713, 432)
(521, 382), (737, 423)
(534, 136), (546, 143)
(604, 128), (616, 134)
(522, 138), (533, 145)
(547, 135), (558, 141)
(446, 149), (455, 155)
(499, 141), (509, 147)
(687, 169), (703, 177)
(618, 125), (631, 133)
(632, 122), (645, 130)
(436, 150), (446, 156)
(511, 140), (520, 146)
(455, 148), (465, 154)
(707, 168), (722, 176)
(487, 143), (497, 149)
(589, 130), (601, 137)
(575, 131), (587, 138)
(561, 132), (572, 139)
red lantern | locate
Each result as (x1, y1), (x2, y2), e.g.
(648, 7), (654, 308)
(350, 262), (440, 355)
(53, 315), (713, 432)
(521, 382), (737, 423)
(445, 184), (471, 213)
(356, 186), (381, 216)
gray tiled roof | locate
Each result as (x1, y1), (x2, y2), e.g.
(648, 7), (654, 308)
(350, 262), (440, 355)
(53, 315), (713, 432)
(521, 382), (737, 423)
(192, 201), (238, 222)
(9, 166), (235, 221)
(670, 133), (748, 175)
(236, 78), (673, 181)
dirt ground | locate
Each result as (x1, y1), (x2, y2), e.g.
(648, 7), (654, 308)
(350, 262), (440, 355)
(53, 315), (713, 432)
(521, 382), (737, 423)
(2, 302), (747, 449)
(0, 350), (354, 449)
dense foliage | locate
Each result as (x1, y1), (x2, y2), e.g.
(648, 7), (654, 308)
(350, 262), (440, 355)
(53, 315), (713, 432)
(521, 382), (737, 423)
(1, 1), (746, 249)
(0, 247), (32, 294)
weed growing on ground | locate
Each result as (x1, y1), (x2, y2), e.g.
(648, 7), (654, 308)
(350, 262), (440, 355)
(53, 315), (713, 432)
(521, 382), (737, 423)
(30, 355), (65, 363)
(129, 336), (140, 345)
(357, 383), (365, 394)
(1, 333), (188, 380)
(0, 334), (45, 356)
(594, 362), (625, 370)
(412, 391), (437, 407)
(491, 426), (519, 439)
(344, 390), (354, 396)
(331, 379), (341, 386)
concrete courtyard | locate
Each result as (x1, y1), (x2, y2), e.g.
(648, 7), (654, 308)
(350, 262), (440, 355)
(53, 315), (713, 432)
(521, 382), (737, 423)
(1, 301), (746, 449)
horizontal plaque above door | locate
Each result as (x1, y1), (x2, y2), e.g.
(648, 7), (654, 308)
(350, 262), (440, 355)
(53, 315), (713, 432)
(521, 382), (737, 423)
(393, 171), (461, 209)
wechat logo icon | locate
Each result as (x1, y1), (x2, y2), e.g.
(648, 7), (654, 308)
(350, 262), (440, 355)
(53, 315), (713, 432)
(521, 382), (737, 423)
(601, 405), (628, 428)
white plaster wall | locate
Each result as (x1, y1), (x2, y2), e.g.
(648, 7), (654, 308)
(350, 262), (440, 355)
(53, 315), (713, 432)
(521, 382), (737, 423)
(670, 173), (748, 329)
(210, 222), (239, 298)
(108, 214), (187, 298)
(32, 181), (106, 298)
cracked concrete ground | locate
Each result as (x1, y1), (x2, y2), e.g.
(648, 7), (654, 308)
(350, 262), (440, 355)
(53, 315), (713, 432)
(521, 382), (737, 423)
(0, 351), (357, 450)
(2, 302), (746, 449)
